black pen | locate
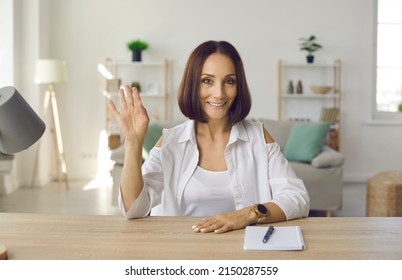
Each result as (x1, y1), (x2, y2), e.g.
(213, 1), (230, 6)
(262, 226), (274, 243)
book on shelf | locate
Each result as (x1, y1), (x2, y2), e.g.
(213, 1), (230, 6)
(320, 108), (339, 124)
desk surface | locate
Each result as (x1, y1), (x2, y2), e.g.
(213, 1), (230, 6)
(1, 213), (402, 260)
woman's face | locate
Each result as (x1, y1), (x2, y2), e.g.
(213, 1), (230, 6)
(199, 53), (237, 122)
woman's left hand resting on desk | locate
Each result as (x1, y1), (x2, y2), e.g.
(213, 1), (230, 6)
(192, 202), (286, 234)
(111, 41), (310, 233)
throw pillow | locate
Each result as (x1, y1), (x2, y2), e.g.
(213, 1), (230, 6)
(311, 146), (345, 168)
(143, 122), (163, 160)
(283, 122), (330, 163)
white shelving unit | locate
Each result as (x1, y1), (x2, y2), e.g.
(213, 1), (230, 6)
(110, 59), (169, 119)
(103, 59), (169, 149)
(277, 59), (341, 150)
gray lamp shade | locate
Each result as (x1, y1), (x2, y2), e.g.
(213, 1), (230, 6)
(0, 86), (46, 154)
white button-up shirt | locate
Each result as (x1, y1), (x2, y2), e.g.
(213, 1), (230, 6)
(119, 119), (310, 220)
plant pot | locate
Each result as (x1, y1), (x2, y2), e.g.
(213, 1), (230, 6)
(132, 51), (142, 62)
(306, 55), (314, 64)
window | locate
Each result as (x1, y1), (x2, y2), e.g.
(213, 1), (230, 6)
(375, 0), (402, 116)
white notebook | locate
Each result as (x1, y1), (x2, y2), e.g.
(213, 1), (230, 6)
(243, 226), (305, 251)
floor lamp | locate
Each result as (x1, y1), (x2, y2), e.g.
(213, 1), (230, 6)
(0, 86), (46, 259)
(32, 59), (69, 189)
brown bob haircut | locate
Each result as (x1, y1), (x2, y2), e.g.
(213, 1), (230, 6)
(178, 40), (252, 125)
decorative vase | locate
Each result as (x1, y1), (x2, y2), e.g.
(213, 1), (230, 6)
(287, 81), (294, 94)
(306, 55), (314, 64)
(132, 51), (142, 62)
(296, 80), (303, 94)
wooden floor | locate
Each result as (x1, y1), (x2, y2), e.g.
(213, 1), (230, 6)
(0, 177), (366, 217)
(0, 177), (120, 215)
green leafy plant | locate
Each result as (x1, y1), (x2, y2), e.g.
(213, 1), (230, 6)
(127, 40), (149, 52)
(398, 103), (402, 112)
(299, 35), (322, 55)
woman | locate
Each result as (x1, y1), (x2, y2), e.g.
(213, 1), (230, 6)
(108, 40), (309, 234)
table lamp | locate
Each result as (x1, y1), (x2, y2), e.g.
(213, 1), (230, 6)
(0, 86), (46, 260)
(31, 59), (69, 189)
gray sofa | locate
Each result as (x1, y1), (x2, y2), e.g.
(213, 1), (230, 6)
(257, 119), (344, 215)
(110, 118), (344, 215)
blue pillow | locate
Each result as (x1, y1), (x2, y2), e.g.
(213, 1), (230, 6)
(283, 122), (330, 162)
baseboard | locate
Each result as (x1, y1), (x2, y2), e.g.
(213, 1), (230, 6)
(18, 174), (52, 188)
(0, 174), (17, 195)
(343, 173), (371, 183)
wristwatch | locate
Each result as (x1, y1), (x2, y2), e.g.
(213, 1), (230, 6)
(253, 203), (269, 219)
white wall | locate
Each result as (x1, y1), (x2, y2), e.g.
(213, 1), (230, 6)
(12, 0), (402, 185)
(0, 0), (14, 87)
(12, 0), (55, 187)
(0, 0), (16, 194)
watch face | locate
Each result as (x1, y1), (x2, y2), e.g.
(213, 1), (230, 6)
(257, 204), (268, 215)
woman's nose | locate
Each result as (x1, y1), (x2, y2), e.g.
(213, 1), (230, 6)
(211, 82), (226, 98)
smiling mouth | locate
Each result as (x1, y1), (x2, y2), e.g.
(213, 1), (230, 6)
(207, 101), (227, 107)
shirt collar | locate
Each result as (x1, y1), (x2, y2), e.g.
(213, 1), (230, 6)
(178, 120), (196, 144)
(228, 121), (250, 145)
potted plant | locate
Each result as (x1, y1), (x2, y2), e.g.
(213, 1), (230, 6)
(398, 103), (402, 112)
(127, 39), (149, 62)
(299, 35), (322, 64)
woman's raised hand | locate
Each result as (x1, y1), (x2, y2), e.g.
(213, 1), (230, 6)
(108, 85), (149, 145)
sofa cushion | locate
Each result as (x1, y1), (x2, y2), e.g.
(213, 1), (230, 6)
(290, 161), (343, 211)
(143, 122), (163, 160)
(311, 146), (345, 168)
(284, 122), (330, 163)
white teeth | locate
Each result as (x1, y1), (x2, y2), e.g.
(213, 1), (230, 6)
(208, 102), (225, 107)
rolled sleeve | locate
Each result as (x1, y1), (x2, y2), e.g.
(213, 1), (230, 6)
(270, 178), (310, 220)
(118, 187), (151, 219)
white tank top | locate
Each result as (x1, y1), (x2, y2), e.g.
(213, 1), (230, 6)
(179, 165), (236, 216)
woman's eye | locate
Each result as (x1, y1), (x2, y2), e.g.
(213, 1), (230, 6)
(225, 78), (236, 85)
(202, 78), (213, 84)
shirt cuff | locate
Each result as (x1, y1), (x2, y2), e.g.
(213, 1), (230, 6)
(118, 186), (151, 219)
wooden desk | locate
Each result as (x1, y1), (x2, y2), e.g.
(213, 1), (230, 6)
(0, 213), (402, 260)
